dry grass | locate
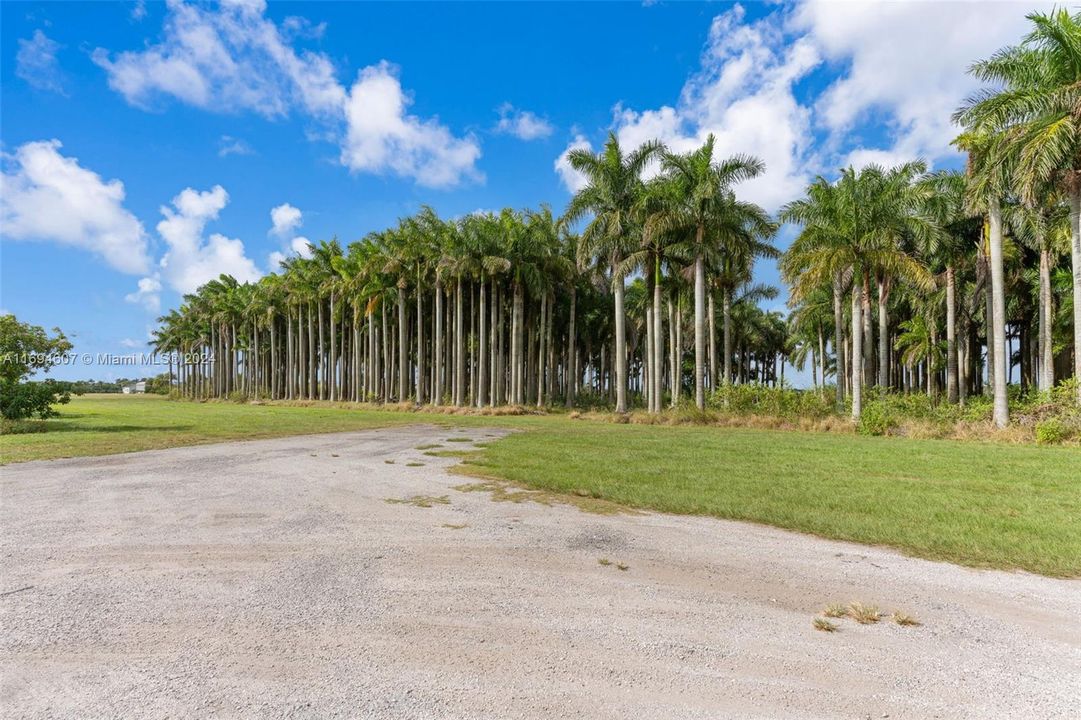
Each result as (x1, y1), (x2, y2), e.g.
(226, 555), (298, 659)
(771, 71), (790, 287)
(384, 494), (450, 508)
(813, 618), (838, 632)
(891, 611), (921, 627)
(823, 603), (847, 618)
(451, 476), (633, 516)
(847, 602), (881, 624)
(415, 443), (442, 450)
(442, 523), (468, 530)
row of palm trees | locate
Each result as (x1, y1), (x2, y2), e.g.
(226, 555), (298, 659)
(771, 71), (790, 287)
(782, 9), (1080, 427)
(152, 11), (1081, 424)
(151, 135), (783, 411)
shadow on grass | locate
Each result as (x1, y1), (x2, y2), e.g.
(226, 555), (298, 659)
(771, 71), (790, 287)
(44, 422), (196, 434)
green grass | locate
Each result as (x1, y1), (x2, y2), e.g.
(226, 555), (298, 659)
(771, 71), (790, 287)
(4, 394), (1080, 576)
(460, 420), (1081, 577)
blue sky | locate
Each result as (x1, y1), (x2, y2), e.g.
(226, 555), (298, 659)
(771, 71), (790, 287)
(1, 0), (1043, 382)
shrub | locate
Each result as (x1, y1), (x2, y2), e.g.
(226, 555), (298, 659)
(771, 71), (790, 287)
(1035, 418), (1069, 445)
(0, 379), (72, 420)
(856, 402), (894, 436)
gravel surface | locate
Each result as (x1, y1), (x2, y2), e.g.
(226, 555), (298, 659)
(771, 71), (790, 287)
(1, 425), (1078, 719)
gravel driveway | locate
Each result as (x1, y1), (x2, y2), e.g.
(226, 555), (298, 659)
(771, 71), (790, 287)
(1, 426), (1078, 719)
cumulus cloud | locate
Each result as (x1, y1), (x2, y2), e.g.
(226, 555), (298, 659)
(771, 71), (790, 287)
(16, 30), (66, 95)
(793, 0), (1051, 167)
(125, 276), (163, 313)
(155, 185), (262, 295)
(93, 0), (480, 187)
(495, 104), (554, 140)
(1, 140), (150, 274)
(555, 1), (1051, 207)
(341, 62), (482, 187)
(270, 202), (302, 238)
(554, 134), (593, 194)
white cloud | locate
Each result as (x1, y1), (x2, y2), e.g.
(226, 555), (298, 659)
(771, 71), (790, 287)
(94, 1), (480, 187)
(291, 236), (312, 257)
(92, 0), (344, 118)
(131, 0), (147, 22)
(556, 1), (1051, 208)
(793, 0), (1051, 167)
(1, 140), (150, 274)
(156, 185), (262, 294)
(341, 62), (482, 187)
(16, 30), (65, 95)
(554, 134), (593, 194)
(270, 202), (302, 237)
(119, 337), (143, 348)
(218, 135), (254, 157)
(569, 5), (819, 210)
(495, 104), (554, 140)
(125, 276), (163, 313)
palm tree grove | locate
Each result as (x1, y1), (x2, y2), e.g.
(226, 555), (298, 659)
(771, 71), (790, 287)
(152, 11), (1080, 438)
(2, 4), (1079, 719)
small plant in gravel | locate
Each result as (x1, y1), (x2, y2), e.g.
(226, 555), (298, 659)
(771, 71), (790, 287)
(406, 462), (424, 467)
(891, 611), (921, 627)
(813, 618), (838, 632)
(415, 444), (443, 450)
(442, 523), (468, 530)
(384, 459), (395, 464)
(446, 437), (473, 443)
(616, 562), (630, 571)
(847, 602), (881, 624)
(597, 557), (612, 566)
(823, 603), (847, 618)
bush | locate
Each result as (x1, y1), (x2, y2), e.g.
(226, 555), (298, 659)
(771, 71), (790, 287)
(0, 379), (72, 420)
(856, 402), (894, 436)
(707, 384), (834, 419)
(1035, 418), (1069, 445)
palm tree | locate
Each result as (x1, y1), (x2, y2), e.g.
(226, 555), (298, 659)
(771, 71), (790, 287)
(658, 135), (767, 409)
(955, 8), (1081, 403)
(565, 132), (663, 413)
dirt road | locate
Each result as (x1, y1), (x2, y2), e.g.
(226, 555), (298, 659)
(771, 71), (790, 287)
(2, 426), (1077, 718)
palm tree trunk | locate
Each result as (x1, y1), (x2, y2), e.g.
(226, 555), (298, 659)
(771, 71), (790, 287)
(989, 197), (1009, 428)
(946, 265), (959, 403)
(832, 271), (846, 410)
(433, 282), (443, 405)
(398, 289), (407, 402)
(455, 279), (464, 406)
(1039, 247), (1054, 393)
(612, 265), (628, 413)
(566, 285), (578, 409)
(536, 291), (547, 407)
(416, 277), (425, 403)
(652, 273), (662, 413)
(693, 249), (706, 410)
(1069, 187), (1081, 402)
(877, 277), (889, 388)
(708, 290), (716, 393)
(851, 276), (863, 421)
(722, 287), (733, 386)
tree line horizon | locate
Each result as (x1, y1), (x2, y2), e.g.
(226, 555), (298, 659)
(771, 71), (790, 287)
(150, 10), (1081, 427)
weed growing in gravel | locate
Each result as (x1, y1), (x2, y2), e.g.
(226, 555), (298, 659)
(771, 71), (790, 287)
(415, 444), (443, 450)
(446, 437), (473, 443)
(384, 459), (395, 464)
(616, 562), (630, 571)
(442, 523), (468, 530)
(847, 602), (881, 624)
(813, 618), (838, 632)
(823, 603), (847, 618)
(891, 611), (921, 627)
(406, 462), (424, 467)
(385, 495), (450, 508)
(597, 558), (612, 566)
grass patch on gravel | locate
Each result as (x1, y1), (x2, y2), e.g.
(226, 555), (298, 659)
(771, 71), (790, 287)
(384, 495), (450, 508)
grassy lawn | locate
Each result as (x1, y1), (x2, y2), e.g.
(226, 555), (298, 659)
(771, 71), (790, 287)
(4, 395), (1079, 577)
